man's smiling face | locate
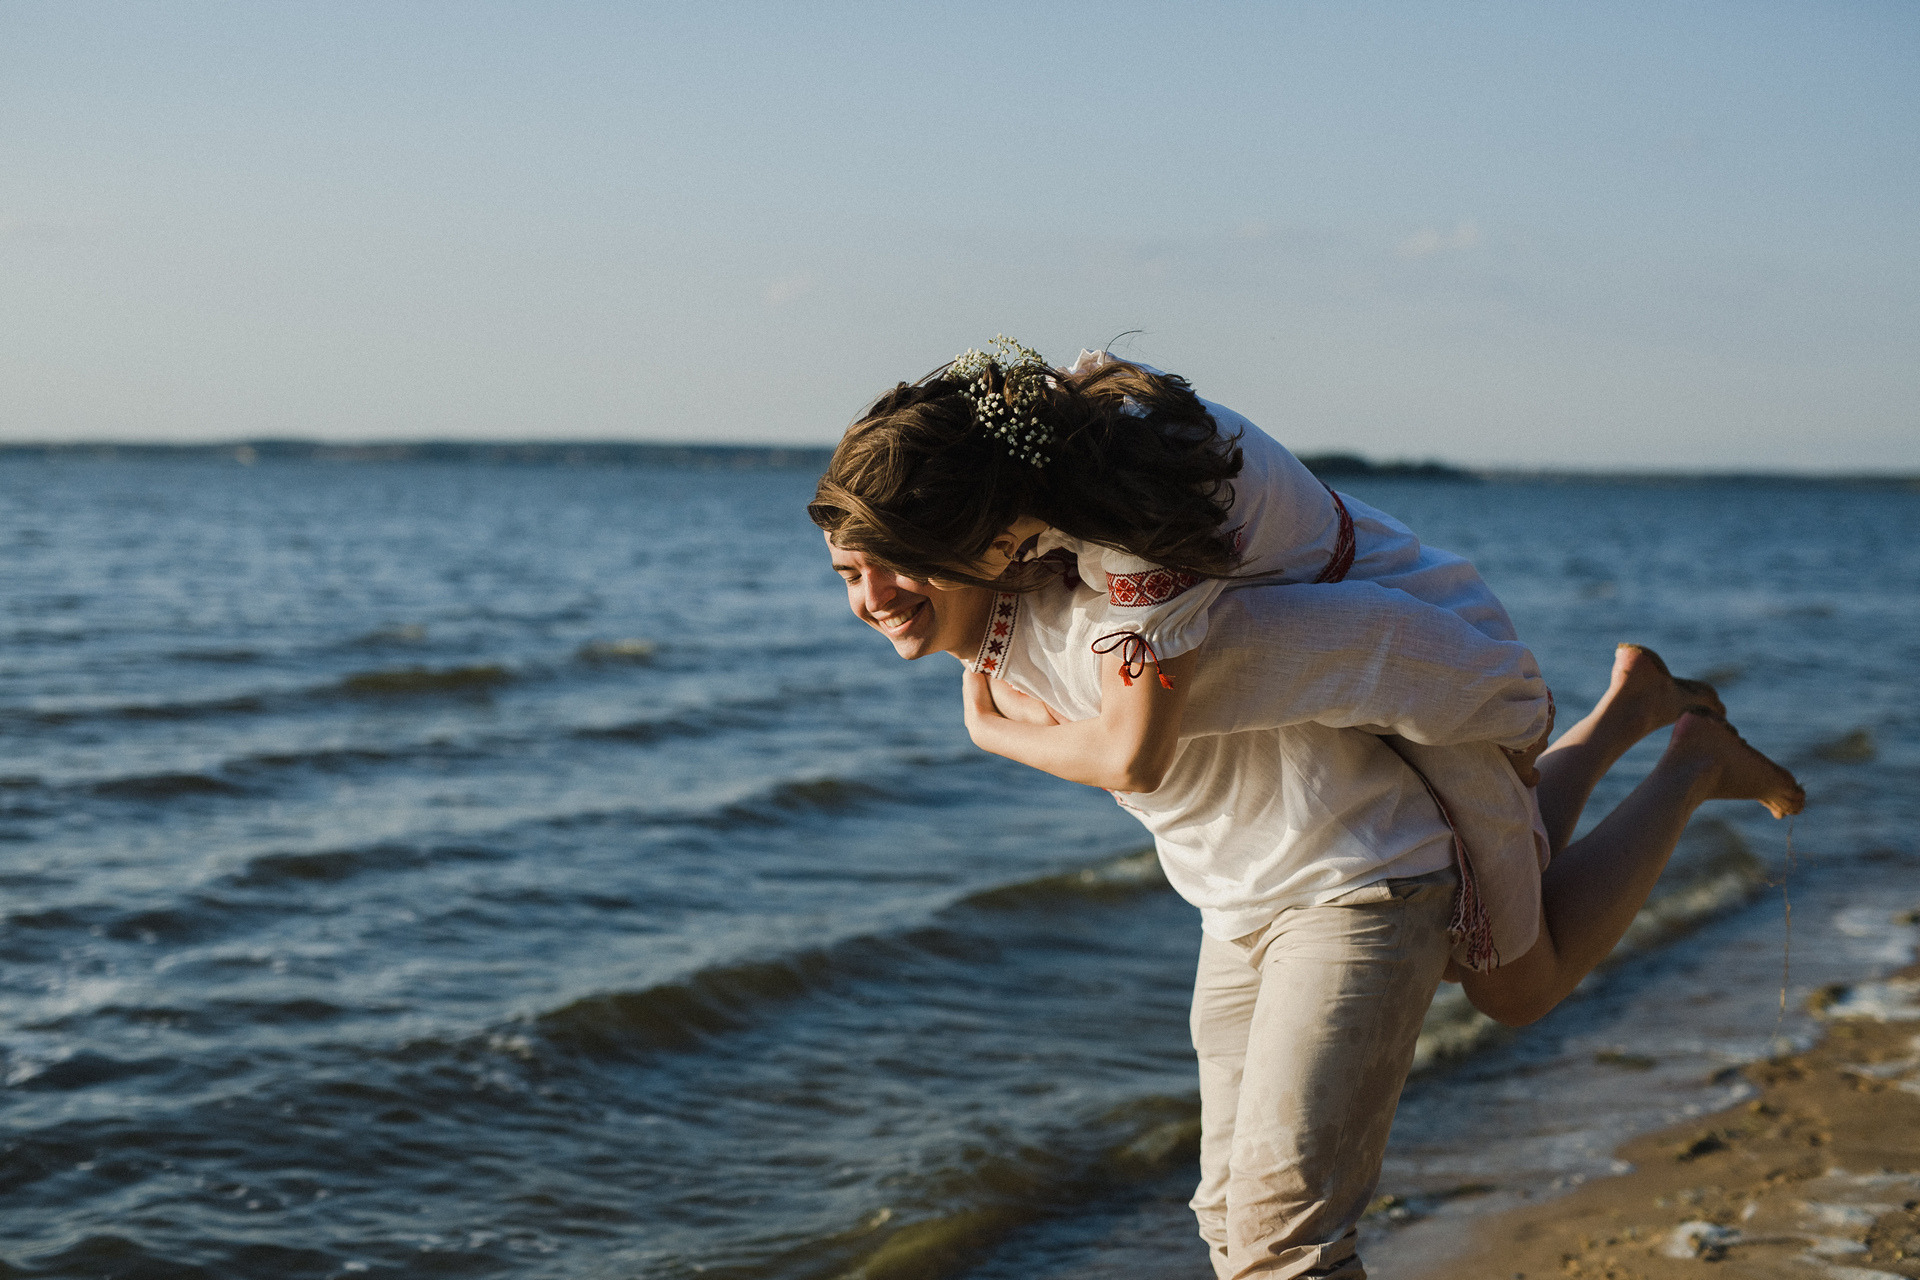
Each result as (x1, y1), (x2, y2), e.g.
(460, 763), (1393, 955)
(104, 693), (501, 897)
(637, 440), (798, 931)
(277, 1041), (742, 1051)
(827, 535), (994, 662)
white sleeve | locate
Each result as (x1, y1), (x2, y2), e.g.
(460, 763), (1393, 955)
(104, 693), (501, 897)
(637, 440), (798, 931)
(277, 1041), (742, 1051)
(1177, 581), (1550, 750)
(1086, 544), (1229, 663)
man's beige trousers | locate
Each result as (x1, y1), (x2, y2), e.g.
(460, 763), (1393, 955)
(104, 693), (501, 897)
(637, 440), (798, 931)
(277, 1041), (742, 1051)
(1189, 870), (1455, 1279)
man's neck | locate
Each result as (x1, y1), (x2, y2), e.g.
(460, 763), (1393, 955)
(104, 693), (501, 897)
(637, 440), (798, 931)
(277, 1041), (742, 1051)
(940, 587), (999, 664)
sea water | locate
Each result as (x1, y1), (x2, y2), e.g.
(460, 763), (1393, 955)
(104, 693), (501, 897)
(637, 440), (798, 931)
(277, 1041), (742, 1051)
(1, 458), (1915, 1278)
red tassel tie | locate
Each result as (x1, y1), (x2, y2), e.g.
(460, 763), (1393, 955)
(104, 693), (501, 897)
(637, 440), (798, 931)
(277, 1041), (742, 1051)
(1091, 631), (1175, 689)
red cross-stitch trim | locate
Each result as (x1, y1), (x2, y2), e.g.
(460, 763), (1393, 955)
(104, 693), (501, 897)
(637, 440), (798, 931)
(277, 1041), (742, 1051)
(1107, 566), (1203, 608)
(969, 593), (1020, 676)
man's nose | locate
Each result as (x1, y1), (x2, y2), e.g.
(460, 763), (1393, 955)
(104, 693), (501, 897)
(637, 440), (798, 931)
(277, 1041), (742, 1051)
(861, 573), (899, 613)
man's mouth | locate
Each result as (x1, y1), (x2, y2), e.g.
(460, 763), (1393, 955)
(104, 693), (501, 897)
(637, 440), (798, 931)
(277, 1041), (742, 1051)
(871, 601), (924, 634)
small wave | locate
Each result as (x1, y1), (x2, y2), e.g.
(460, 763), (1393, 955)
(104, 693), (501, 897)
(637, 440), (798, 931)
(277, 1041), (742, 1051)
(958, 850), (1166, 911)
(0, 776), (54, 820)
(575, 638), (657, 664)
(530, 856), (1173, 1061)
(7, 1050), (174, 1092)
(26, 1004), (206, 1033)
(1811, 727), (1876, 764)
(336, 664), (512, 696)
(5, 898), (258, 952)
(89, 772), (246, 801)
(170, 648), (263, 664)
(2, 693), (268, 728)
(537, 953), (835, 1056)
(832, 1207), (1030, 1280)
(228, 841), (500, 888)
(533, 927), (998, 1061)
(233, 744), (402, 772)
(699, 777), (892, 828)
(787, 1094), (1203, 1280)
(573, 715), (710, 745)
(1095, 1094), (1203, 1179)
(207, 998), (348, 1024)
(6, 627), (88, 646)
(350, 622), (428, 646)
(763, 778), (887, 811)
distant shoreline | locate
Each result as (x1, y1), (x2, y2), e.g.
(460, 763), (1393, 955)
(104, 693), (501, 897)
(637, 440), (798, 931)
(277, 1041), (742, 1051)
(2, 440), (1915, 487)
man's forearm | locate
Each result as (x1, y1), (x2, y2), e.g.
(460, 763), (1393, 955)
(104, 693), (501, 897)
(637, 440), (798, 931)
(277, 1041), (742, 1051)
(966, 713), (1152, 791)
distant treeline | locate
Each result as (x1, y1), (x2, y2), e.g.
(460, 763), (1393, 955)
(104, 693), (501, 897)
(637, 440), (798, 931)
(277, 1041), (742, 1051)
(0, 440), (836, 470)
(1293, 453), (1477, 481)
(1, 440), (1913, 488)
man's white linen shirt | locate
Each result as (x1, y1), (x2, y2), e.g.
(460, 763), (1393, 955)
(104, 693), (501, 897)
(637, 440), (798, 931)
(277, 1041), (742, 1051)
(978, 580), (1549, 942)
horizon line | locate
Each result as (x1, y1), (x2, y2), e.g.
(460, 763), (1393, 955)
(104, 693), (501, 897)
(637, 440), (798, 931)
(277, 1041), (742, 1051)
(2, 438), (1915, 485)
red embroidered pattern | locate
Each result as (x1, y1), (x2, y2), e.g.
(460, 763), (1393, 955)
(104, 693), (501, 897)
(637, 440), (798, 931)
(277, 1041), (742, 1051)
(970, 593), (1020, 677)
(1311, 486), (1356, 584)
(1108, 567), (1202, 608)
(1105, 526), (1243, 607)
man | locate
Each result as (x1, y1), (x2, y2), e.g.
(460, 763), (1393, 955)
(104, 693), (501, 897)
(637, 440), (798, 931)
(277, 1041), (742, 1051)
(826, 537), (1801, 1278)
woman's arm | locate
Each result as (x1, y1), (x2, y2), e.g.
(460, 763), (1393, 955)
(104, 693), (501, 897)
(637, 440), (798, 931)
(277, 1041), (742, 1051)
(1180, 582), (1550, 751)
(962, 649), (1199, 792)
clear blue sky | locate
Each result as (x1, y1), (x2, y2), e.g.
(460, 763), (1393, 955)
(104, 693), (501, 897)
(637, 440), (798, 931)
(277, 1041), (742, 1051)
(4, 1), (1915, 469)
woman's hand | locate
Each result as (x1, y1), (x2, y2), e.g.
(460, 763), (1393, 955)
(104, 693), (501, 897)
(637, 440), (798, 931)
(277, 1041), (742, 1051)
(963, 670), (1061, 741)
(961, 670), (1002, 742)
(1501, 691), (1556, 788)
(988, 677), (1061, 726)
(960, 652), (1195, 792)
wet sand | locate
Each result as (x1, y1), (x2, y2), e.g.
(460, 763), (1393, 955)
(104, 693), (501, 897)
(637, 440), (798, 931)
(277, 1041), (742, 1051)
(1410, 967), (1920, 1280)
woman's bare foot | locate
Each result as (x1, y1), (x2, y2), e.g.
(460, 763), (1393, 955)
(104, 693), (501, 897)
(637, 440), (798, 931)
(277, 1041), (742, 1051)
(1664, 710), (1806, 818)
(1610, 643), (1726, 730)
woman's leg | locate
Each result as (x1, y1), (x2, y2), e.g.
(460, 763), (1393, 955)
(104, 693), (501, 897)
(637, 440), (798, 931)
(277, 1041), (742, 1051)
(1533, 644), (1727, 854)
(1463, 710), (1803, 1026)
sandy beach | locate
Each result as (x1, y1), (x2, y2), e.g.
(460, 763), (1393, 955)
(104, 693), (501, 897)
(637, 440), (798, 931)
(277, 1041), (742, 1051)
(1409, 964), (1920, 1280)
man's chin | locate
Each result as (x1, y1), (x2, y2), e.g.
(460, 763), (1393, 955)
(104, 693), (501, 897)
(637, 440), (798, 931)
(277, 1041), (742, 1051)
(886, 632), (935, 660)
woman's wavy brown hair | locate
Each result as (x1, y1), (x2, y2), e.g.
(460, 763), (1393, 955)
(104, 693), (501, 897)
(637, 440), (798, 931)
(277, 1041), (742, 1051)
(809, 357), (1243, 591)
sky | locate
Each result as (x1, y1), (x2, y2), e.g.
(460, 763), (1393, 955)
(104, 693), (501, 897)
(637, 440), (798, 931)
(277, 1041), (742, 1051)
(3, 2), (1915, 470)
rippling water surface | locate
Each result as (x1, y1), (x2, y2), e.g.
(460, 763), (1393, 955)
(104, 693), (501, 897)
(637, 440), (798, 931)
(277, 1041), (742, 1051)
(2, 459), (1915, 1279)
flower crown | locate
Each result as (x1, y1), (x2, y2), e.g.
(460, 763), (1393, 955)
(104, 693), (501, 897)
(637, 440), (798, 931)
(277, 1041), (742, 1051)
(948, 334), (1054, 468)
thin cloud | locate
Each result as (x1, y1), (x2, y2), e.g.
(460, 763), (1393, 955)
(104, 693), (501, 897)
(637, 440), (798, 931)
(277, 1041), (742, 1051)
(1397, 220), (1479, 259)
(765, 273), (815, 306)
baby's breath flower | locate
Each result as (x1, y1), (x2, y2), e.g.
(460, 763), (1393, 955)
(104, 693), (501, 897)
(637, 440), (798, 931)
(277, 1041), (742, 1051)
(948, 334), (1054, 468)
